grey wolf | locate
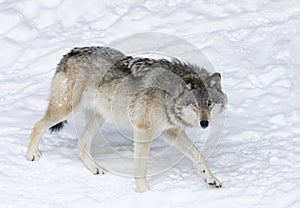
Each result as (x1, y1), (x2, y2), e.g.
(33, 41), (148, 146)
(28, 46), (227, 192)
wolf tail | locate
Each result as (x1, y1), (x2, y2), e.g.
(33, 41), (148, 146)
(49, 121), (67, 133)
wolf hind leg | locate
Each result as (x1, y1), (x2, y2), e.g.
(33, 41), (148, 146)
(28, 71), (82, 161)
(27, 103), (74, 161)
(78, 111), (105, 175)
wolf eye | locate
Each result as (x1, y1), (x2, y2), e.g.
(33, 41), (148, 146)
(207, 100), (212, 107)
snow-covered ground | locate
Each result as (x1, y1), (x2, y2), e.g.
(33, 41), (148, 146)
(1, 0), (300, 207)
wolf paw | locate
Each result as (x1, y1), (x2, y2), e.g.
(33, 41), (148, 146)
(205, 176), (222, 188)
(84, 161), (105, 175)
(90, 166), (105, 175)
(28, 152), (41, 161)
(135, 178), (149, 193)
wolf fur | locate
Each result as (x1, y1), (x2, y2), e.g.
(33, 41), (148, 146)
(28, 46), (227, 192)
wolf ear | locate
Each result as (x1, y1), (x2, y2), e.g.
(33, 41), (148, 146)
(208, 72), (221, 89)
(178, 81), (192, 95)
(182, 76), (194, 90)
(178, 82), (190, 95)
(178, 76), (191, 94)
(185, 83), (192, 90)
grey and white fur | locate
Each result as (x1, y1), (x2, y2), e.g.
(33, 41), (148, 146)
(28, 46), (227, 192)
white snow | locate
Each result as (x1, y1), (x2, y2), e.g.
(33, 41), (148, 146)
(1, 0), (300, 208)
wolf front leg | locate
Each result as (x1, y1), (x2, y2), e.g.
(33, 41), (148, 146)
(163, 128), (222, 188)
(133, 129), (153, 192)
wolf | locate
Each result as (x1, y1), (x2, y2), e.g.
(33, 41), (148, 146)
(28, 46), (227, 192)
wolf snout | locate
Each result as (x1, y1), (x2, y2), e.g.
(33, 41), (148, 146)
(200, 120), (209, 128)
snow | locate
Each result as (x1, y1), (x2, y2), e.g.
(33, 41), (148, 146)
(1, 0), (300, 207)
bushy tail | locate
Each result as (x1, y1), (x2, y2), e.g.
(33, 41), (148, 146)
(49, 121), (67, 134)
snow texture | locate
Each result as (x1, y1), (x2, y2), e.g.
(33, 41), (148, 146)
(1, 0), (300, 207)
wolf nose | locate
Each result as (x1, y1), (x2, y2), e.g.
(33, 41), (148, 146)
(200, 120), (209, 128)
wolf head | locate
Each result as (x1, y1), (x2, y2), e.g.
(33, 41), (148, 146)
(174, 72), (226, 128)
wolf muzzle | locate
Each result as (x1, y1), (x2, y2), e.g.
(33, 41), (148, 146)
(200, 120), (209, 128)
